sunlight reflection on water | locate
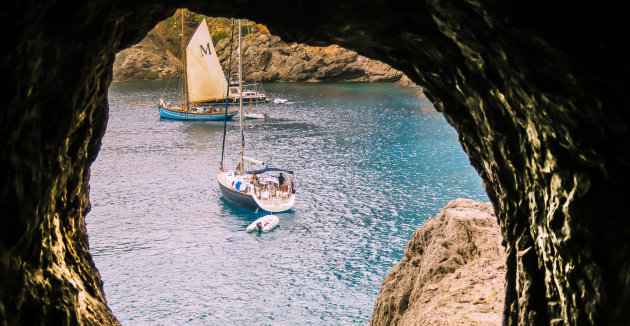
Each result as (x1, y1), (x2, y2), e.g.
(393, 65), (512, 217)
(87, 81), (487, 325)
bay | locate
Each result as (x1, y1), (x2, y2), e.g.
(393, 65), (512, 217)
(87, 81), (488, 325)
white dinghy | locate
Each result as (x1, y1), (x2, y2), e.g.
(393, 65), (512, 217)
(244, 112), (269, 119)
(273, 98), (294, 104)
(246, 214), (279, 232)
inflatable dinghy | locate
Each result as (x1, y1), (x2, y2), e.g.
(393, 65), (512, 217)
(246, 214), (279, 232)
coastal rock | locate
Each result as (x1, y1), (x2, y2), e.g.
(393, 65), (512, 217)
(112, 22), (182, 81)
(371, 199), (505, 326)
(112, 37), (181, 81)
(216, 39), (409, 83)
(113, 14), (413, 85)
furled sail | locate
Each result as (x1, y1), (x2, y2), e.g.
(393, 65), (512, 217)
(186, 18), (228, 102)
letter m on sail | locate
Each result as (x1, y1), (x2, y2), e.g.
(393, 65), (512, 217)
(200, 43), (212, 56)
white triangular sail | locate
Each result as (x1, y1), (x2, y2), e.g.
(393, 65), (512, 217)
(186, 18), (227, 102)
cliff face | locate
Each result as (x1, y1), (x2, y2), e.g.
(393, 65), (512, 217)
(215, 34), (411, 83)
(112, 13), (413, 85)
(112, 30), (181, 81)
(371, 199), (505, 326)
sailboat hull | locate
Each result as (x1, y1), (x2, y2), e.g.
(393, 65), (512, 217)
(159, 107), (238, 121)
(218, 171), (296, 212)
(217, 180), (259, 210)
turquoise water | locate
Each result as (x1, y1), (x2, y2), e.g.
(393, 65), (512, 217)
(88, 81), (488, 325)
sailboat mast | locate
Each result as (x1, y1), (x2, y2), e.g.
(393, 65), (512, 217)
(238, 19), (244, 172)
(182, 9), (189, 109)
(220, 19), (236, 171)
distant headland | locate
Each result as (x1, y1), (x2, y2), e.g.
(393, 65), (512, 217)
(113, 10), (414, 85)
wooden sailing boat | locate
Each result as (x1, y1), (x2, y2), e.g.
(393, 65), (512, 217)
(217, 20), (296, 213)
(158, 13), (238, 120)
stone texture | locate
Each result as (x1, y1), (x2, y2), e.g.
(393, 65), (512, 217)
(371, 199), (505, 326)
(217, 36), (413, 84)
(1, 1), (629, 325)
(112, 31), (181, 81)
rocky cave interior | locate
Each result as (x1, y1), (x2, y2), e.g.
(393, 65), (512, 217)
(1, 1), (629, 325)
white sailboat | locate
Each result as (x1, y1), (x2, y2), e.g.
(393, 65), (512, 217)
(158, 13), (237, 120)
(217, 20), (296, 214)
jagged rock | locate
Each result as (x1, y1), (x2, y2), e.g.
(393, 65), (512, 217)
(371, 199), (505, 326)
(218, 37), (412, 83)
(113, 48), (180, 81)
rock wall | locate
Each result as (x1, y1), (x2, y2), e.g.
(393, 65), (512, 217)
(1, 1), (629, 325)
(112, 30), (181, 81)
(113, 13), (413, 85)
(371, 199), (505, 326)
(216, 35), (413, 84)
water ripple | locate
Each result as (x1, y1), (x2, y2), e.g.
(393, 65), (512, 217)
(87, 81), (487, 325)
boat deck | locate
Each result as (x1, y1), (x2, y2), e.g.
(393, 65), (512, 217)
(218, 171), (295, 212)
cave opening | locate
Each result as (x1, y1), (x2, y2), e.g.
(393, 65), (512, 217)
(88, 12), (490, 324)
(2, 1), (629, 325)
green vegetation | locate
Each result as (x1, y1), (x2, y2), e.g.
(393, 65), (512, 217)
(241, 24), (255, 36)
(146, 10), (266, 55)
(163, 14), (176, 31)
(210, 23), (256, 44)
(212, 30), (229, 44)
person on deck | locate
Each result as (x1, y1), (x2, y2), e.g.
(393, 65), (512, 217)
(251, 174), (259, 184)
(278, 173), (286, 188)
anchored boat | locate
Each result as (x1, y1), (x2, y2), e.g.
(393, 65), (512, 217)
(157, 13), (237, 120)
(217, 20), (296, 213)
(218, 165), (295, 212)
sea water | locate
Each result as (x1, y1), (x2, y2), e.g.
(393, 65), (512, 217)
(88, 81), (488, 325)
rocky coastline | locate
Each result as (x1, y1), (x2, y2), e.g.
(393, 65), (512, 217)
(113, 13), (414, 85)
(370, 199), (506, 326)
